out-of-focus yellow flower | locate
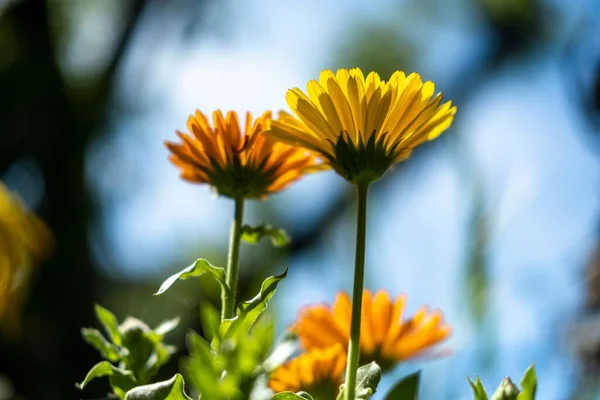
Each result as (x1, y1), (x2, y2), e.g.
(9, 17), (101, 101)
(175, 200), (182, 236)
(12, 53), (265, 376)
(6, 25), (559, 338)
(293, 290), (451, 371)
(165, 110), (318, 199)
(269, 344), (346, 399)
(266, 68), (456, 184)
(0, 183), (52, 335)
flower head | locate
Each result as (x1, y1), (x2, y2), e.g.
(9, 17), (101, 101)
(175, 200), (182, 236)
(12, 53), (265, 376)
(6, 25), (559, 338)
(165, 109), (317, 199)
(266, 68), (456, 184)
(0, 183), (52, 335)
(269, 344), (346, 399)
(293, 290), (451, 371)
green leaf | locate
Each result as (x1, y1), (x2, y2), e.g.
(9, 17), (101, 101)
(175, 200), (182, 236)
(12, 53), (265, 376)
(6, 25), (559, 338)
(517, 365), (537, 400)
(95, 304), (123, 346)
(182, 331), (220, 399)
(77, 361), (135, 390)
(120, 317), (156, 384)
(241, 224), (290, 247)
(154, 318), (180, 336)
(124, 374), (191, 400)
(384, 371), (420, 400)
(144, 343), (177, 383)
(214, 269), (287, 346)
(468, 376), (488, 400)
(155, 258), (227, 296)
(355, 362), (382, 399)
(272, 392), (315, 399)
(81, 328), (121, 362)
(199, 301), (220, 341)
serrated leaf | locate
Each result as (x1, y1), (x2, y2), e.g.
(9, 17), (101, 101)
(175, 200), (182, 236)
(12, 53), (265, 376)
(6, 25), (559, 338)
(154, 318), (180, 336)
(77, 361), (135, 390)
(124, 374), (191, 400)
(199, 301), (220, 341)
(384, 371), (421, 400)
(214, 269), (287, 347)
(273, 392), (315, 399)
(517, 365), (537, 400)
(81, 328), (121, 362)
(241, 224), (290, 247)
(155, 259), (227, 296)
(95, 304), (122, 346)
(468, 376), (489, 400)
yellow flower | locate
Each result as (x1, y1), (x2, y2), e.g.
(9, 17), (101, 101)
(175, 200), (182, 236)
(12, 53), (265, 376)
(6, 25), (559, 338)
(165, 109), (318, 199)
(0, 183), (52, 335)
(269, 344), (346, 399)
(293, 290), (451, 371)
(266, 68), (457, 184)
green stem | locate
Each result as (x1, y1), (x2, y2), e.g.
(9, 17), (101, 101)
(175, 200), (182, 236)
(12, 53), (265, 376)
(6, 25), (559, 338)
(221, 196), (245, 321)
(344, 182), (369, 400)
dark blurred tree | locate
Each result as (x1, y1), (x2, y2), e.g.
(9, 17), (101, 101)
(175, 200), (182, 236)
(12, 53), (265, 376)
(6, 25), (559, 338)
(0, 0), (144, 398)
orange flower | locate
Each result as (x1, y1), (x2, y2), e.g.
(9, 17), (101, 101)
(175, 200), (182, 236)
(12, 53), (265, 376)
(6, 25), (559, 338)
(165, 110), (318, 199)
(0, 182), (52, 335)
(269, 344), (346, 399)
(293, 290), (451, 371)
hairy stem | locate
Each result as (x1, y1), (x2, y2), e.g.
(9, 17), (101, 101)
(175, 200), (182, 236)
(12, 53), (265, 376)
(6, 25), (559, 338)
(344, 182), (369, 400)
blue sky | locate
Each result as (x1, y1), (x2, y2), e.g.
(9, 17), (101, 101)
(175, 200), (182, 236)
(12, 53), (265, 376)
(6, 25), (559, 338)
(78, 0), (600, 398)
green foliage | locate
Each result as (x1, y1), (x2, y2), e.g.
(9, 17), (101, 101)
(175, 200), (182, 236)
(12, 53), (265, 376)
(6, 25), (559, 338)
(214, 269), (287, 348)
(468, 376), (488, 400)
(182, 271), (287, 400)
(468, 365), (537, 400)
(78, 305), (179, 399)
(77, 361), (136, 398)
(124, 374), (191, 400)
(155, 258), (227, 296)
(272, 392), (315, 399)
(384, 371), (421, 400)
(241, 224), (291, 247)
(517, 365), (537, 400)
(337, 362), (382, 400)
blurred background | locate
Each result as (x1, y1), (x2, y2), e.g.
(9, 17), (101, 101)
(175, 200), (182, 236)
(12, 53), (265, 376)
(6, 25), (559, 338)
(1, 0), (599, 398)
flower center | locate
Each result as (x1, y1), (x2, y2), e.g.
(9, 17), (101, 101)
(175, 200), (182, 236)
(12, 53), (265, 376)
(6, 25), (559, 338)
(323, 131), (397, 184)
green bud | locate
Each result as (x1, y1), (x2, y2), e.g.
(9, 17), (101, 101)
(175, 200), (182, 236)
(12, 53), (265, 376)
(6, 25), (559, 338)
(491, 377), (520, 400)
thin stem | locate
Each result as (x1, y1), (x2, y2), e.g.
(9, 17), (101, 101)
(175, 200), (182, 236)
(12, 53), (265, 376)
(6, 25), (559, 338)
(221, 196), (245, 321)
(344, 182), (369, 400)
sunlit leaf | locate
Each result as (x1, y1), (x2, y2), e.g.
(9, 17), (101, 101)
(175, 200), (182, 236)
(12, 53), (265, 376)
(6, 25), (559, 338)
(385, 371), (420, 400)
(95, 304), (122, 346)
(154, 318), (180, 336)
(338, 362), (381, 400)
(214, 269), (287, 347)
(468, 376), (488, 400)
(517, 365), (537, 400)
(241, 224), (290, 247)
(199, 301), (220, 341)
(77, 361), (135, 390)
(182, 331), (220, 399)
(355, 362), (381, 399)
(81, 328), (121, 362)
(155, 259), (227, 296)
(124, 374), (191, 400)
